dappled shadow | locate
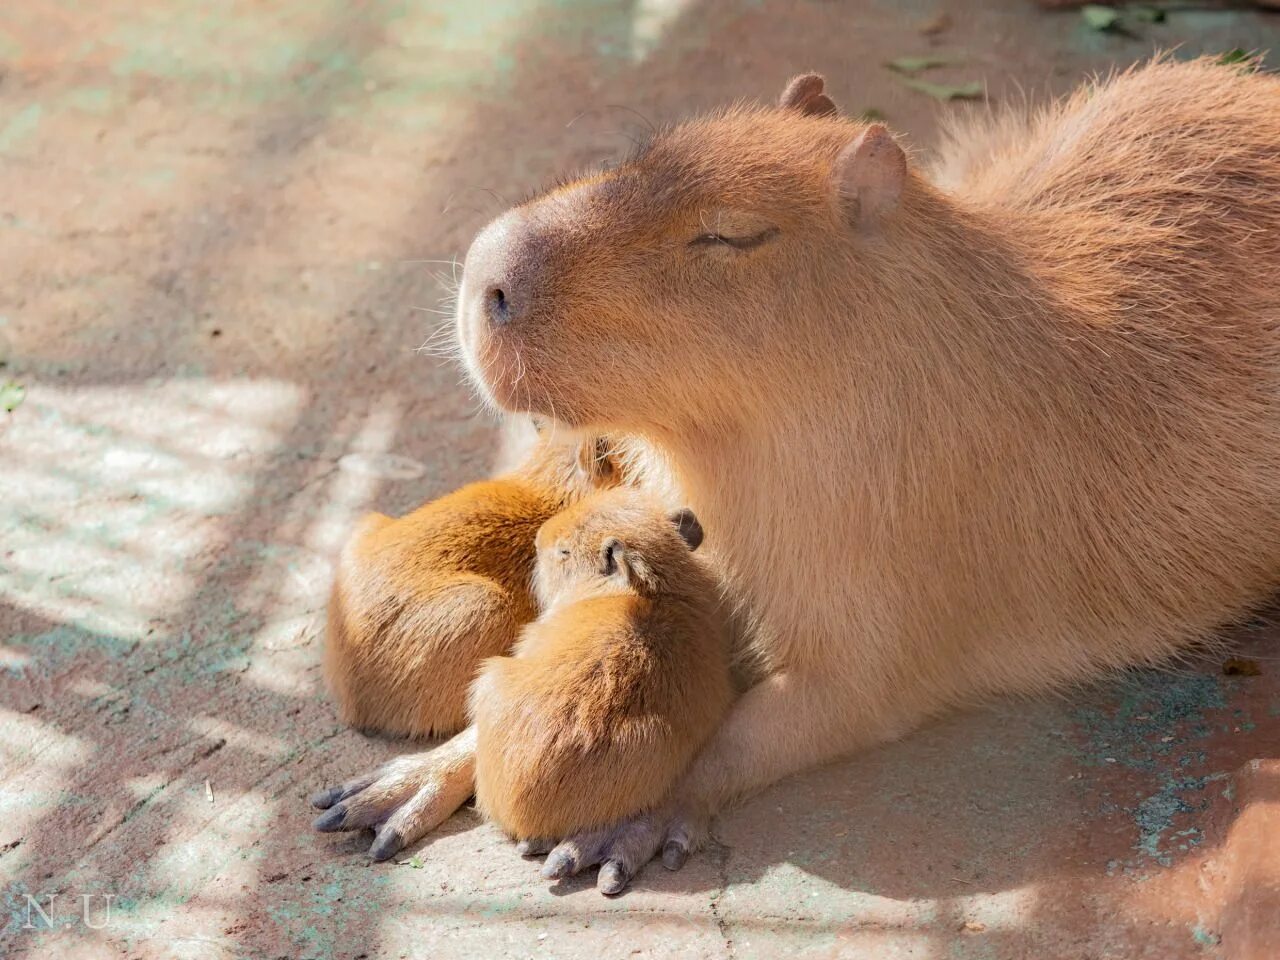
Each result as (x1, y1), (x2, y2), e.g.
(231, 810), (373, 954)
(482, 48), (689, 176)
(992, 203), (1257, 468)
(3, 1), (1280, 958)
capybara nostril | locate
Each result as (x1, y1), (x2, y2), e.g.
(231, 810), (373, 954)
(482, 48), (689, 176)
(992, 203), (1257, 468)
(486, 286), (511, 327)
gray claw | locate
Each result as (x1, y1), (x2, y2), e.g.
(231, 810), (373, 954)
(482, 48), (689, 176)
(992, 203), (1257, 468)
(369, 828), (403, 862)
(516, 837), (554, 858)
(312, 805), (347, 832)
(661, 840), (688, 871)
(541, 850), (577, 879)
(310, 786), (341, 809)
(597, 860), (629, 895)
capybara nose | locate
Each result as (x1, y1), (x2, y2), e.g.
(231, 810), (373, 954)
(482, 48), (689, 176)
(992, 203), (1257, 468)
(485, 285), (512, 327)
(464, 210), (529, 329)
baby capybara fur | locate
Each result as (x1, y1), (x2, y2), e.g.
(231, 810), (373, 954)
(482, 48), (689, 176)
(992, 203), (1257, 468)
(470, 489), (731, 840)
(324, 430), (617, 739)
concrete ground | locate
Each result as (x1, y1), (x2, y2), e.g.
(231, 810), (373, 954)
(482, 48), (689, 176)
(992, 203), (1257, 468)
(2, 1), (1280, 957)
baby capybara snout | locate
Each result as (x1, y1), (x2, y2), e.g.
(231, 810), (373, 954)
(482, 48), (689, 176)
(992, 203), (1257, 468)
(470, 488), (733, 841)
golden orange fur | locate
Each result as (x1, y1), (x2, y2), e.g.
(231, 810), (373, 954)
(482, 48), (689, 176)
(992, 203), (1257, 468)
(470, 489), (731, 839)
(324, 430), (617, 738)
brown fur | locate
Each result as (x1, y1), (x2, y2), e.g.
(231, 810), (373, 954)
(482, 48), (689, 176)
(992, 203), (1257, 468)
(456, 58), (1280, 817)
(470, 489), (731, 839)
(313, 59), (1280, 875)
(324, 430), (618, 738)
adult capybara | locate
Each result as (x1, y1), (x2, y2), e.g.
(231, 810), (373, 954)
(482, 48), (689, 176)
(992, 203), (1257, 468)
(314, 58), (1280, 891)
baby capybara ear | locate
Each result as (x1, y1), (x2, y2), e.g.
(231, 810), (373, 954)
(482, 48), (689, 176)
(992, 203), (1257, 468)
(779, 73), (838, 117)
(669, 508), (704, 551)
(575, 435), (616, 485)
(600, 537), (626, 577)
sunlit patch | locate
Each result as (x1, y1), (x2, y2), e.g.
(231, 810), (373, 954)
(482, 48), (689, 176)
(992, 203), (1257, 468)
(949, 885), (1040, 931)
(68, 678), (114, 699)
(0, 646), (33, 675)
(124, 773), (170, 801)
(630, 0), (696, 62)
(232, 393), (409, 698)
(0, 378), (306, 639)
(0, 710), (90, 849)
(187, 716), (288, 760)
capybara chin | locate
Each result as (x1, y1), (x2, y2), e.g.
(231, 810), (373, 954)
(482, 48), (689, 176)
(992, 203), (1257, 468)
(323, 428), (618, 739)
(470, 489), (731, 840)
(455, 58), (1280, 817)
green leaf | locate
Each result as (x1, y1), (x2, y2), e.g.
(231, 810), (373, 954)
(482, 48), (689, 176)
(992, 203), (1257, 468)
(886, 55), (954, 74)
(408, 855), (424, 869)
(1217, 48), (1252, 66)
(1081, 5), (1121, 31)
(1130, 5), (1165, 23)
(898, 77), (984, 102)
(0, 380), (24, 413)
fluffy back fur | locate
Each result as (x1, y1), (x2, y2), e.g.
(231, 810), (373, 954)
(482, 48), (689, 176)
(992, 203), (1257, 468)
(471, 489), (732, 839)
(323, 432), (618, 738)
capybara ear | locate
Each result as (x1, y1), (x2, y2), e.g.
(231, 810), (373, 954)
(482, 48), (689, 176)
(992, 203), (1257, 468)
(576, 436), (616, 485)
(600, 537), (626, 578)
(832, 124), (906, 223)
(779, 73), (839, 117)
(669, 508), (704, 551)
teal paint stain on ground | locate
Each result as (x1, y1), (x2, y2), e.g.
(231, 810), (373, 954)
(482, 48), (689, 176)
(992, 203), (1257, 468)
(5, 624), (137, 670)
(1070, 670), (1229, 870)
(1190, 924), (1221, 948)
(0, 104), (43, 153)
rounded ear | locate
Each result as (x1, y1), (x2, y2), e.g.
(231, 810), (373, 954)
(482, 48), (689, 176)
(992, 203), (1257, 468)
(779, 73), (839, 117)
(576, 436), (616, 485)
(600, 537), (626, 577)
(832, 124), (905, 224)
(669, 508), (704, 551)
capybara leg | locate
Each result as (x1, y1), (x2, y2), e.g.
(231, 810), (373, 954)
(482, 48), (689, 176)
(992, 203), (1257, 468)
(312, 726), (477, 860)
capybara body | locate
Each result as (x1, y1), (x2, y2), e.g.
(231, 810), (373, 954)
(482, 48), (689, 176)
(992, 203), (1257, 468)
(324, 431), (616, 738)
(313, 59), (1280, 882)
(470, 489), (731, 839)
(456, 58), (1280, 815)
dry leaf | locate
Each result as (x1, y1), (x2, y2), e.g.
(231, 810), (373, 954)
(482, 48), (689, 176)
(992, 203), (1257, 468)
(899, 77), (984, 102)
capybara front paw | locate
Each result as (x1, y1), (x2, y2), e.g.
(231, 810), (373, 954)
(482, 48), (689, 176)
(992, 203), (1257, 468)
(311, 734), (475, 861)
(534, 803), (709, 895)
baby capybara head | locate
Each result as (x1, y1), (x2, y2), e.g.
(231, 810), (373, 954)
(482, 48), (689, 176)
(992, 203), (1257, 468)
(454, 74), (909, 431)
(533, 488), (704, 608)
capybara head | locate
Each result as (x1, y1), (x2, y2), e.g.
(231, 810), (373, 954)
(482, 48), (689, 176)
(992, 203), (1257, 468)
(533, 488), (704, 608)
(454, 74), (909, 431)
(518, 418), (621, 498)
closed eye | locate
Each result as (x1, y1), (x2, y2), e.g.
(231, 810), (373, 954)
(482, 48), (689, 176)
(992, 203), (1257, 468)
(688, 227), (780, 251)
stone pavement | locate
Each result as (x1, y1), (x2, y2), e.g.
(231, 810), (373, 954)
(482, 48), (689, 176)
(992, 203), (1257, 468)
(2, 2), (1278, 957)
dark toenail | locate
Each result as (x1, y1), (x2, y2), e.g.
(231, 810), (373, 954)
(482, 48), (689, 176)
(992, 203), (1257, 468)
(541, 852), (575, 879)
(598, 861), (628, 895)
(313, 805), (347, 832)
(662, 841), (688, 871)
(369, 831), (402, 862)
(310, 787), (339, 809)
